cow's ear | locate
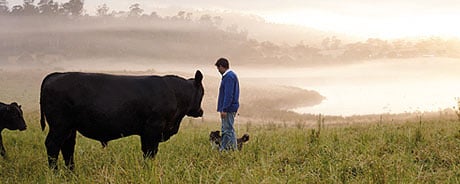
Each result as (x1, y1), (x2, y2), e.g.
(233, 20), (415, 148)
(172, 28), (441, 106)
(9, 102), (18, 110)
(194, 70), (203, 86)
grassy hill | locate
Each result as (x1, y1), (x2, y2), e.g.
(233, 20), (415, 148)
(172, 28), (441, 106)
(1, 112), (459, 183)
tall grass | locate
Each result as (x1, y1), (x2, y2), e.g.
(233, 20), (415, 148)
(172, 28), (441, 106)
(1, 112), (460, 183)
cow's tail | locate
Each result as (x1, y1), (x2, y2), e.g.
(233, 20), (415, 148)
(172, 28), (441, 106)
(40, 80), (46, 131)
(40, 73), (55, 131)
(40, 105), (46, 131)
(40, 72), (63, 131)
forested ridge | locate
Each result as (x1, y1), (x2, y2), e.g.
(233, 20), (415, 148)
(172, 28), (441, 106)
(1, 0), (459, 67)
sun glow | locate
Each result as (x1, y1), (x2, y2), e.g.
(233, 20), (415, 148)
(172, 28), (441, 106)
(261, 10), (460, 39)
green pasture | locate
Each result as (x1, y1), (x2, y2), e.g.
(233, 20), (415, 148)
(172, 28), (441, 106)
(1, 112), (460, 183)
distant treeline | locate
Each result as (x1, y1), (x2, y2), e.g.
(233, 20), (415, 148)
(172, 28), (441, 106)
(0, 0), (83, 16)
(1, 1), (460, 66)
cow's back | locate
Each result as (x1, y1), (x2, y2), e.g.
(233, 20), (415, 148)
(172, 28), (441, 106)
(40, 72), (177, 140)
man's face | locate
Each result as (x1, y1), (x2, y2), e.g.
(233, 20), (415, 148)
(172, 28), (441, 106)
(217, 66), (226, 75)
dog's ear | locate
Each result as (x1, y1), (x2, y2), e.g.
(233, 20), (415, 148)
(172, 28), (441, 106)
(242, 134), (249, 142)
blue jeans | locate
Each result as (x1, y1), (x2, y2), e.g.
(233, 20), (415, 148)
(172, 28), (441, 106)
(220, 112), (237, 151)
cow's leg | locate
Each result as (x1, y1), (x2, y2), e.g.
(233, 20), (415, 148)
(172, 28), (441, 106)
(45, 130), (60, 170)
(140, 125), (161, 159)
(45, 127), (72, 170)
(141, 135), (159, 159)
(61, 129), (77, 170)
(100, 141), (108, 148)
(140, 119), (162, 159)
(0, 133), (6, 157)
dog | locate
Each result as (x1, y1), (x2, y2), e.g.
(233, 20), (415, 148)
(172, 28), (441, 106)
(209, 130), (249, 151)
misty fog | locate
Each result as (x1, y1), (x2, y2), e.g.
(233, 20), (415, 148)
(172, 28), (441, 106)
(1, 2), (460, 121)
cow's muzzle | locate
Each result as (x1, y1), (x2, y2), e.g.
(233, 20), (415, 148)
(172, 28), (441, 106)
(188, 109), (203, 117)
(19, 125), (27, 131)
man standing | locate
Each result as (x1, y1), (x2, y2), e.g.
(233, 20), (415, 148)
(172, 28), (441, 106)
(215, 58), (240, 151)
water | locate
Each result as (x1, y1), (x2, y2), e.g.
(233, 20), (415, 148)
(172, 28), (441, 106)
(291, 58), (460, 116)
(238, 58), (460, 116)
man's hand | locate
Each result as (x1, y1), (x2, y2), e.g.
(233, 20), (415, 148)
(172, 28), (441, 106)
(220, 112), (227, 119)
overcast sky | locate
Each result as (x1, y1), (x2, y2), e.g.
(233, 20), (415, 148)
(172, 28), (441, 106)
(7, 0), (460, 38)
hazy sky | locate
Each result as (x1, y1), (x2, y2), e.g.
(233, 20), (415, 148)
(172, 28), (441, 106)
(8, 0), (460, 39)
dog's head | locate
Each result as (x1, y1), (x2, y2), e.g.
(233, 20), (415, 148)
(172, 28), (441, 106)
(240, 134), (249, 143)
(209, 131), (221, 149)
(209, 131), (221, 142)
(236, 133), (250, 151)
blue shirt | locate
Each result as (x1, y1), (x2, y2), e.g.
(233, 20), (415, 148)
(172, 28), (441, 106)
(217, 70), (240, 112)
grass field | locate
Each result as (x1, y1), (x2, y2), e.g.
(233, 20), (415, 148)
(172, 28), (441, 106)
(1, 112), (460, 183)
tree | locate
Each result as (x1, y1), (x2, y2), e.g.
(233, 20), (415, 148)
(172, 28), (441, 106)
(10, 5), (24, 15)
(38, 0), (58, 15)
(38, 0), (50, 14)
(199, 14), (213, 25)
(128, 3), (143, 17)
(321, 37), (330, 49)
(213, 16), (223, 26)
(171, 11), (192, 21)
(149, 11), (159, 19)
(185, 12), (192, 21)
(96, 3), (109, 17)
(0, 0), (7, 7)
(365, 38), (389, 58)
(174, 11), (185, 20)
(61, 0), (83, 16)
(0, 0), (9, 15)
(23, 0), (39, 15)
(330, 36), (341, 49)
(58, 2), (70, 15)
(68, 0), (83, 16)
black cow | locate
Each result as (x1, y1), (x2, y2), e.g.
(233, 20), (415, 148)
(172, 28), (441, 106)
(40, 71), (204, 170)
(0, 102), (27, 157)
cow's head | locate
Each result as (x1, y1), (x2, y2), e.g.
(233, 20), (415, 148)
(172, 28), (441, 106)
(187, 70), (204, 117)
(1, 102), (27, 131)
